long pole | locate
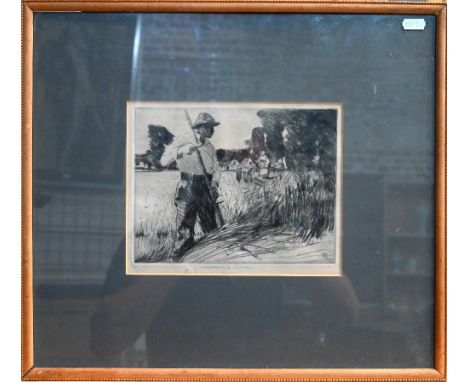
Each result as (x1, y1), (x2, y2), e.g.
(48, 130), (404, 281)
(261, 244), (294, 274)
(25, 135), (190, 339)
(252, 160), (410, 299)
(184, 110), (225, 226)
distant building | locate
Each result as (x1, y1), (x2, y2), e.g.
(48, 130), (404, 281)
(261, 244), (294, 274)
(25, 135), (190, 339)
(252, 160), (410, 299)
(240, 157), (255, 180)
(241, 157), (254, 168)
(135, 153), (153, 169)
(272, 158), (286, 171)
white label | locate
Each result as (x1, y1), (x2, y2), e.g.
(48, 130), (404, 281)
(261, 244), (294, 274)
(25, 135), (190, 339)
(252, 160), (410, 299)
(402, 18), (426, 31)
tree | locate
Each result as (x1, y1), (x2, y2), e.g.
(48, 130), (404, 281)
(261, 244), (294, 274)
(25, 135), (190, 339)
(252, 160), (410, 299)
(147, 125), (174, 168)
(257, 109), (337, 191)
(256, 110), (285, 162)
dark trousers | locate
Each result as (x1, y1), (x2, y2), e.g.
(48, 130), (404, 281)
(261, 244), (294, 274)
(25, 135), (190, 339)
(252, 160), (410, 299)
(173, 173), (217, 256)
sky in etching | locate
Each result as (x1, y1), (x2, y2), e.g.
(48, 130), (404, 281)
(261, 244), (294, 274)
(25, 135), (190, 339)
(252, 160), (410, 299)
(134, 105), (264, 153)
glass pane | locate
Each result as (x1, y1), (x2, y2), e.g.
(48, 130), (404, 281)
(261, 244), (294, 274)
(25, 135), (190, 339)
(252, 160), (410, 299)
(33, 12), (435, 368)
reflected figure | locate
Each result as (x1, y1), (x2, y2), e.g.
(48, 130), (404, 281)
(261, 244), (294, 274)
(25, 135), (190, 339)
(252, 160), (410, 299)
(91, 239), (360, 367)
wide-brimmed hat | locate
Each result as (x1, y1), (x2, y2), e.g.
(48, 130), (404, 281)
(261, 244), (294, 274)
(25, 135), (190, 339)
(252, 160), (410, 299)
(192, 112), (220, 129)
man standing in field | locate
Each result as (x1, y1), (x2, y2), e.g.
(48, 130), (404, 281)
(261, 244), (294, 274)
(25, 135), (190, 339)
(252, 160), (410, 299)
(172, 112), (222, 259)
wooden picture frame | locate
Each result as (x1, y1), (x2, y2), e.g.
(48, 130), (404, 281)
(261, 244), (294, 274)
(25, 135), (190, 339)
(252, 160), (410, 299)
(22, 1), (447, 381)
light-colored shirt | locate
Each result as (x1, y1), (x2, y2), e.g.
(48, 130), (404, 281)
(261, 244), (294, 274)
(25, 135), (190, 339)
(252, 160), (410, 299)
(167, 139), (220, 184)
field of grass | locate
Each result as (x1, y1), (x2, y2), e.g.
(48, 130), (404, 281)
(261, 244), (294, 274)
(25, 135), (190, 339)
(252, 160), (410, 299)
(133, 170), (335, 263)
